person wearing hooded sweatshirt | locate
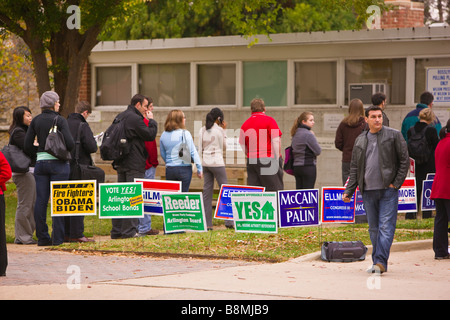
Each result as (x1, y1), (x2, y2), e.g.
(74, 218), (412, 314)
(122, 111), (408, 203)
(24, 91), (75, 246)
(335, 98), (366, 186)
(401, 91), (442, 143)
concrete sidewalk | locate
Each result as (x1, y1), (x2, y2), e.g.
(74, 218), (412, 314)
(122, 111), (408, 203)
(0, 239), (448, 300)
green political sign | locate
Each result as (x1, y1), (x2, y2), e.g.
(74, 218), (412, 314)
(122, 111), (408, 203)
(231, 192), (278, 233)
(161, 193), (206, 233)
(99, 182), (144, 219)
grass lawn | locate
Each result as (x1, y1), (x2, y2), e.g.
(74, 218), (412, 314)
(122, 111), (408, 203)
(4, 183), (435, 262)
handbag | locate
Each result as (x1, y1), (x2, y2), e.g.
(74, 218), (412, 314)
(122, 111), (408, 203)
(1, 129), (31, 173)
(44, 116), (72, 161)
(321, 241), (367, 262)
(70, 122), (105, 185)
(283, 145), (294, 175)
(178, 130), (194, 163)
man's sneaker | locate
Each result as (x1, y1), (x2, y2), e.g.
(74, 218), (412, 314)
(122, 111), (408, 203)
(366, 263), (386, 274)
(434, 255), (450, 260)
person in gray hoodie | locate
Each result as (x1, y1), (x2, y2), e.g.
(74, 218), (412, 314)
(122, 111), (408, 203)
(290, 112), (322, 189)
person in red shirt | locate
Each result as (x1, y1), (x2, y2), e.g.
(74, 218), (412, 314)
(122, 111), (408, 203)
(430, 119), (450, 259)
(239, 98), (283, 191)
(0, 151), (12, 276)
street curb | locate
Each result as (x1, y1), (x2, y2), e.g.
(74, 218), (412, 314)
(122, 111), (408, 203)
(290, 239), (433, 263)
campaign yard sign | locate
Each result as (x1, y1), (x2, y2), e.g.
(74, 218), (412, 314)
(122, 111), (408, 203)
(161, 193), (206, 233)
(99, 182), (144, 219)
(321, 187), (355, 223)
(134, 179), (182, 215)
(355, 189), (366, 216)
(214, 184), (265, 220)
(421, 180), (435, 211)
(51, 181), (97, 217)
(398, 177), (417, 213)
(278, 189), (319, 228)
(231, 192), (278, 233)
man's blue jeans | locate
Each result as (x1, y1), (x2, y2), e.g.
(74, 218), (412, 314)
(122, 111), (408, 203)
(34, 160), (70, 245)
(362, 188), (398, 271)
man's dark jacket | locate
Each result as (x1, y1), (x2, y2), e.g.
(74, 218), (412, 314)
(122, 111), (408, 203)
(344, 126), (409, 196)
(114, 105), (158, 173)
(67, 113), (98, 165)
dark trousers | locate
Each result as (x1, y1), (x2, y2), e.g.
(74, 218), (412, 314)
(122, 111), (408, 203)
(293, 165), (316, 189)
(0, 195), (6, 275)
(165, 166), (193, 193)
(110, 169), (144, 239)
(246, 157), (284, 191)
(34, 160), (70, 245)
(433, 199), (450, 258)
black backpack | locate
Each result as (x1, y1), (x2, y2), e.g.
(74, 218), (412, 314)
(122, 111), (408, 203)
(100, 114), (129, 161)
(407, 126), (430, 165)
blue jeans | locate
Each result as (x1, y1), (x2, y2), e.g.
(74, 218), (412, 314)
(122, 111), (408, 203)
(34, 160), (70, 245)
(138, 166), (157, 234)
(362, 188), (398, 270)
(165, 166), (192, 193)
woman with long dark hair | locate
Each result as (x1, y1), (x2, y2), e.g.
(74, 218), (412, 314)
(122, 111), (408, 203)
(9, 106), (37, 244)
(198, 108), (228, 230)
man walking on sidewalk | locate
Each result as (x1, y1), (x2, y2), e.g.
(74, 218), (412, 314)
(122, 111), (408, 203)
(343, 106), (409, 274)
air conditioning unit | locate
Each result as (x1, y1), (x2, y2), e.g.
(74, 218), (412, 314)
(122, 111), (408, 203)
(349, 83), (388, 105)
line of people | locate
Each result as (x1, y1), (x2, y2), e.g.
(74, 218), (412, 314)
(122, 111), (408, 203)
(1, 90), (449, 278)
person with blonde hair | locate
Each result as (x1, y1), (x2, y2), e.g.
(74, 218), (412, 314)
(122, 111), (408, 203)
(407, 107), (439, 219)
(160, 110), (202, 192)
(290, 111), (321, 189)
(335, 98), (366, 185)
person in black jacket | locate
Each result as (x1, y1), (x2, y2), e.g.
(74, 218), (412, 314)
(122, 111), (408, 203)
(66, 101), (98, 242)
(110, 94), (158, 239)
(24, 91), (75, 246)
(407, 108), (439, 219)
(9, 106), (37, 244)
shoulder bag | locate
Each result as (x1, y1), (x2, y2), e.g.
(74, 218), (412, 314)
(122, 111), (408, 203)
(44, 116), (72, 161)
(1, 128), (31, 173)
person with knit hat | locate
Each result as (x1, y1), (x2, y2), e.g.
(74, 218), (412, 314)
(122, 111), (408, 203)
(24, 91), (74, 246)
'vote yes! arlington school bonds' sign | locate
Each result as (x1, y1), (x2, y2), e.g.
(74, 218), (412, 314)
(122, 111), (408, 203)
(99, 182), (144, 219)
(51, 180), (97, 217)
(161, 193), (206, 233)
(231, 192), (278, 233)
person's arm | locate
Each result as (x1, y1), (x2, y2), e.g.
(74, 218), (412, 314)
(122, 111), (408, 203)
(391, 131), (410, 189)
(186, 130), (203, 178)
(0, 152), (12, 192)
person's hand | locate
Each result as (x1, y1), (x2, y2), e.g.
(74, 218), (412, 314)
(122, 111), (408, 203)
(146, 110), (154, 120)
(342, 193), (351, 203)
(197, 171), (203, 179)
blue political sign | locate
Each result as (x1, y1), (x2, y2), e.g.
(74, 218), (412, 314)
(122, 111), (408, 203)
(355, 189), (366, 216)
(214, 184), (265, 220)
(321, 187), (355, 223)
(278, 189), (319, 228)
(421, 180), (435, 211)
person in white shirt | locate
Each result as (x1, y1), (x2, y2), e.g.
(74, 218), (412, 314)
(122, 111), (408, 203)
(198, 108), (229, 230)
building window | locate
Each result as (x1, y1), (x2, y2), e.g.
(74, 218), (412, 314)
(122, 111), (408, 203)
(345, 59), (406, 105)
(244, 61), (287, 106)
(139, 64), (190, 106)
(197, 64), (236, 105)
(95, 66), (131, 106)
(415, 57), (450, 103)
(295, 61), (336, 105)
